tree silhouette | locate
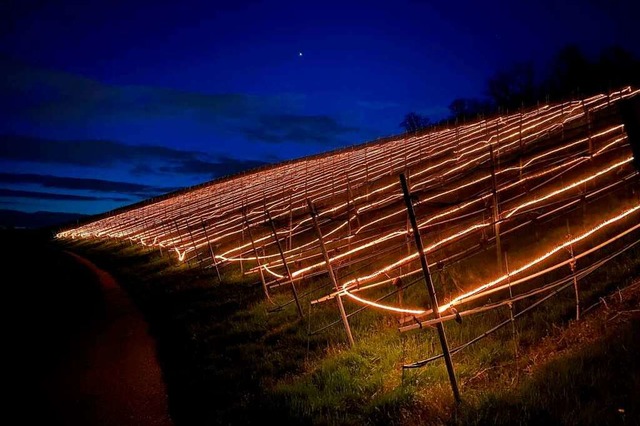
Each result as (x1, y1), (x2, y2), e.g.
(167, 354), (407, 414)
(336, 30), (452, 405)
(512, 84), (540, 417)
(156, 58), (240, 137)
(597, 46), (640, 93)
(400, 43), (640, 130)
(449, 97), (493, 121)
(399, 112), (430, 133)
(486, 62), (536, 111)
(547, 44), (593, 99)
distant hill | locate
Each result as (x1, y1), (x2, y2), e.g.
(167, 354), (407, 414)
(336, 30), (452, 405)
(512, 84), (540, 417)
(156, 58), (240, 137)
(0, 209), (87, 230)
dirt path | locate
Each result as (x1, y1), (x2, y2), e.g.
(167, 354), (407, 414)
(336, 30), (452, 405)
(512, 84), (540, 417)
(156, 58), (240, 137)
(43, 251), (173, 426)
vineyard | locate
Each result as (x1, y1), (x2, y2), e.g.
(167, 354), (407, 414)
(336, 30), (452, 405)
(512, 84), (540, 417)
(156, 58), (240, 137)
(58, 87), (640, 403)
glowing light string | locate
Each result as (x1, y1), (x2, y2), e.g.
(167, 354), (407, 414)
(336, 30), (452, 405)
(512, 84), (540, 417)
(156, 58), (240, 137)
(338, 204), (640, 315)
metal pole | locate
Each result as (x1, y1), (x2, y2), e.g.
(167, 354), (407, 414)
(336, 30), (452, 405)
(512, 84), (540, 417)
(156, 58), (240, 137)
(243, 211), (272, 302)
(489, 145), (503, 273)
(266, 208), (304, 318)
(201, 219), (221, 282)
(399, 173), (461, 402)
(307, 199), (355, 347)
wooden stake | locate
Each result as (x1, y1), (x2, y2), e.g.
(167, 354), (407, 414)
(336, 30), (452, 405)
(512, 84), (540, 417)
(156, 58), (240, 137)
(266, 208), (304, 318)
(566, 221), (580, 321)
(346, 178), (352, 257)
(243, 210), (272, 302)
(201, 218), (221, 282)
(288, 191), (294, 251)
(518, 112), (524, 181)
(400, 173), (461, 403)
(157, 221), (164, 257)
(240, 226), (245, 275)
(405, 170), (411, 275)
(185, 220), (201, 266)
(582, 100), (592, 158)
(504, 252), (519, 362)
(173, 219), (190, 266)
(307, 199), (354, 347)
(347, 178), (360, 229)
(403, 136), (408, 169)
(489, 145), (503, 273)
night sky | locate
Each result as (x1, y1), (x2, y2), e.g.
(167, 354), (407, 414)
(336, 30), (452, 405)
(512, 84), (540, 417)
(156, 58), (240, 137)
(1, 0), (639, 218)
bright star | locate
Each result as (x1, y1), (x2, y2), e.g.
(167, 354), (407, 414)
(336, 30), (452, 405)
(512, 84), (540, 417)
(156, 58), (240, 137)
(299, 52), (303, 57)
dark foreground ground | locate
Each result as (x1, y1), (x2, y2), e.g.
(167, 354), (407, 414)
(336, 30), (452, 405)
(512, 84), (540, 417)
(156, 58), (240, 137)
(4, 229), (172, 426)
(5, 229), (639, 425)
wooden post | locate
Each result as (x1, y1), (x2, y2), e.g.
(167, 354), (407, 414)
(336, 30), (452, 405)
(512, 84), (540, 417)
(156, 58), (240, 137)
(389, 146), (393, 175)
(347, 178), (360, 229)
(518, 112), (524, 181)
(158, 219), (169, 256)
(504, 252), (518, 361)
(582, 100), (592, 157)
(346, 178), (352, 257)
(566, 221), (580, 321)
(243, 211), (272, 302)
(157, 220), (164, 257)
(332, 156), (337, 196)
(288, 191), (294, 251)
(364, 146), (370, 199)
(266, 208), (304, 318)
(489, 145), (503, 273)
(399, 173), (461, 403)
(173, 219), (191, 267)
(403, 136), (408, 169)
(307, 199), (355, 347)
(405, 170), (411, 274)
(240, 226), (245, 275)
(140, 209), (149, 246)
(185, 220), (201, 266)
(569, 245), (580, 321)
(201, 219), (221, 282)
(304, 160), (308, 198)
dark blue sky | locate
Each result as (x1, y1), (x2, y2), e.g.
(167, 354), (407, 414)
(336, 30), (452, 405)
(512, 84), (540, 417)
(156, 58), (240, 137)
(1, 0), (639, 215)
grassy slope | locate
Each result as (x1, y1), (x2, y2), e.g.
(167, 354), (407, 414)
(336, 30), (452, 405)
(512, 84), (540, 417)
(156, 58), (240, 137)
(57, 237), (640, 426)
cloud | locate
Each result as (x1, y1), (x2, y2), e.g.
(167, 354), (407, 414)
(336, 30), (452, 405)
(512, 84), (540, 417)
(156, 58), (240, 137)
(240, 114), (359, 145)
(0, 56), (360, 147)
(0, 188), (130, 201)
(0, 56), (265, 123)
(159, 156), (269, 178)
(0, 172), (179, 196)
(0, 134), (197, 167)
(356, 100), (401, 110)
(0, 134), (268, 177)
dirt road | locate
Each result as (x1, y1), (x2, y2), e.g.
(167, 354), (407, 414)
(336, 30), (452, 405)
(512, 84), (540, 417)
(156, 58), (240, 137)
(6, 232), (172, 426)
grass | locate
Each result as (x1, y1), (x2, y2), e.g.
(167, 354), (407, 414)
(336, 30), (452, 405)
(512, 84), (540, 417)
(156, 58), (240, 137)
(454, 288), (640, 426)
(56, 231), (640, 425)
